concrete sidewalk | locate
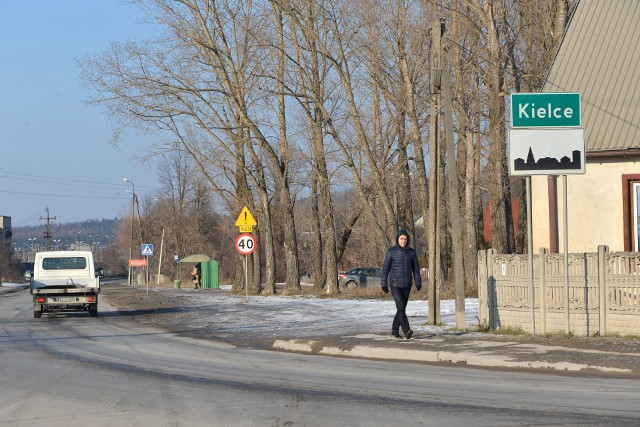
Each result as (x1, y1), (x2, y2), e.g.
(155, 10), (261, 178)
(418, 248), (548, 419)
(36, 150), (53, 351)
(272, 331), (640, 377)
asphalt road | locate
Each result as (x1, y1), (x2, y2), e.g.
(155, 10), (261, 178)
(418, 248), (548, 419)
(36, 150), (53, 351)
(2, 287), (640, 426)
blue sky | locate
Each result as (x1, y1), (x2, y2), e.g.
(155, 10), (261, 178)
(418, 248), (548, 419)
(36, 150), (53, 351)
(0, 1), (161, 226)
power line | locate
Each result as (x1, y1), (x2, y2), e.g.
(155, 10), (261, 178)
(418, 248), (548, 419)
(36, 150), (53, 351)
(0, 174), (126, 190)
(0, 189), (128, 200)
(0, 169), (154, 191)
(445, 36), (520, 79)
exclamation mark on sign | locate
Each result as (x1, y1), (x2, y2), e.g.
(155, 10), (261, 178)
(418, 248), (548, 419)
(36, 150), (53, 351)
(244, 212), (247, 222)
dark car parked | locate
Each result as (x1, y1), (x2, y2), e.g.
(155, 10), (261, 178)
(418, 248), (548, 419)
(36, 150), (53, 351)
(338, 267), (382, 289)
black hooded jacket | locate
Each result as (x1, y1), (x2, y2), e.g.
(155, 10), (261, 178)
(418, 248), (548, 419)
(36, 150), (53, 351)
(380, 229), (422, 290)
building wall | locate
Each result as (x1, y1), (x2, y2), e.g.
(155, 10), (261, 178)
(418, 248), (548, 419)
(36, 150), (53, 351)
(532, 158), (640, 253)
(0, 216), (11, 240)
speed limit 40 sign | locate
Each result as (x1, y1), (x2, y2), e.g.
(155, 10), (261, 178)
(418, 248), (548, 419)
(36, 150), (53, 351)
(235, 233), (256, 255)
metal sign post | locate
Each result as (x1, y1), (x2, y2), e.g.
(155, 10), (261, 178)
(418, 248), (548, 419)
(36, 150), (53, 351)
(526, 176), (535, 335)
(244, 255), (248, 300)
(146, 255), (149, 295)
(235, 233), (256, 299)
(563, 175), (570, 333)
(235, 207), (257, 299)
(142, 244), (154, 295)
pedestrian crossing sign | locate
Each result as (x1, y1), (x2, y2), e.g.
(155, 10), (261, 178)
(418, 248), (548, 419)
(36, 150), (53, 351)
(142, 244), (154, 256)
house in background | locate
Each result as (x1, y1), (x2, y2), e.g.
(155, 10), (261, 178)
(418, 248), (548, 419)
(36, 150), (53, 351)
(0, 215), (12, 240)
(531, 0), (640, 253)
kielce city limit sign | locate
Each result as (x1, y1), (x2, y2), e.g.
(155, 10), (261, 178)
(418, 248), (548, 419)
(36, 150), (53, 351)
(508, 92), (585, 176)
(507, 92), (585, 337)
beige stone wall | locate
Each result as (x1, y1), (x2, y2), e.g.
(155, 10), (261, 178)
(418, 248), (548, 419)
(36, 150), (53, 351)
(531, 158), (640, 253)
(478, 248), (640, 337)
(492, 309), (602, 336)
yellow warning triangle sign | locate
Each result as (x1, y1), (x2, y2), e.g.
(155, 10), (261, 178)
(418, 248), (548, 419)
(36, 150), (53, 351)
(235, 207), (257, 226)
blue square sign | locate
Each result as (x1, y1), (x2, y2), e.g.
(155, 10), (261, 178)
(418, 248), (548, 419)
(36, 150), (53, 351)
(142, 244), (154, 256)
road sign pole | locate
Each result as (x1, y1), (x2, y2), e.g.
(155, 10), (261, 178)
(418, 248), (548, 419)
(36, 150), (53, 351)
(146, 255), (149, 295)
(563, 175), (570, 334)
(234, 233), (256, 299)
(244, 255), (248, 300)
(527, 176), (535, 335)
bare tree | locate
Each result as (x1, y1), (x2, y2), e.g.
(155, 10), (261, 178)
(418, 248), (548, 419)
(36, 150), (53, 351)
(82, 0), (308, 293)
(80, 0), (574, 296)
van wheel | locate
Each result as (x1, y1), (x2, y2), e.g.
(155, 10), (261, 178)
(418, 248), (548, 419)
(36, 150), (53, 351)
(34, 311), (41, 318)
(89, 304), (98, 317)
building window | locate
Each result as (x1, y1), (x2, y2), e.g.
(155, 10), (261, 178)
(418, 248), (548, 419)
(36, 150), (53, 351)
(622, 174), (640, 251)
(635, 183), (640, 251)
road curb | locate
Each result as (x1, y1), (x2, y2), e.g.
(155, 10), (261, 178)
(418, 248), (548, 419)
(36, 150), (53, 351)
(0, 284), (30, 295)
(272, 339), (633, 374)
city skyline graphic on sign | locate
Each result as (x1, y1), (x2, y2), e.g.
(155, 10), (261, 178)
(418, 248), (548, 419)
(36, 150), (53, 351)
(513, 147), (582, 171)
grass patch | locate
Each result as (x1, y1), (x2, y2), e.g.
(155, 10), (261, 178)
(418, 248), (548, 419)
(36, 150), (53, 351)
(597, 332), (640, 341)
(477, 326), (640, 342)
(485, 325), (527, 336)
(542, 330), (575, 339)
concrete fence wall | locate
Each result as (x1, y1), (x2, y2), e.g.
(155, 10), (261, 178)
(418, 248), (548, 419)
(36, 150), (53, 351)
(477, 246), (640, 336)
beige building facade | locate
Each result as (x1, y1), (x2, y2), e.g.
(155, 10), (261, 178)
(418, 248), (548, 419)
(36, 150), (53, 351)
(530, 0), (640, 254)
(532, 159), (640, 252)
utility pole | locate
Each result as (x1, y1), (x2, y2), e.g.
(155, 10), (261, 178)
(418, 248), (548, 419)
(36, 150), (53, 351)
(157, 228), (165, 286)
(440, 22), (467, 330)
(428, 19), (443, 325)
(134, 194), (148, 284)
(429, 19), (466, 329)
(39, 207), (56, 251)
(123, 178), (135, 286)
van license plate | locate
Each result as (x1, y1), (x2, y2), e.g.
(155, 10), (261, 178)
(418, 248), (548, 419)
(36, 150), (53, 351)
(57, 297), (76, 302)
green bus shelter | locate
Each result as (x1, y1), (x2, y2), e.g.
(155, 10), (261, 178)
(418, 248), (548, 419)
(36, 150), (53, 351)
(179, 254), (219, 289)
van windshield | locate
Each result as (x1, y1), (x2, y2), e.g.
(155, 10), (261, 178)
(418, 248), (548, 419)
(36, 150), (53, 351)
(42, 257), (87, 270)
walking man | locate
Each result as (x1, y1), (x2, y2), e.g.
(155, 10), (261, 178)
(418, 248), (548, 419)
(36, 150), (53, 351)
(381, 229), (422, 339)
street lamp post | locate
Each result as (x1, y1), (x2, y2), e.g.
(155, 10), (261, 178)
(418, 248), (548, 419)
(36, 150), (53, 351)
(27, 238), (37, 261)
(123, 178), (135, 286)
(75, 231), (83, 250)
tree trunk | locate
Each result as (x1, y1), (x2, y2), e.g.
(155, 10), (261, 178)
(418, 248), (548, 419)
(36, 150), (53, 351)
(483, 0), (514, 254)
(310, 173), (325, 292)
(463, 132), (479, 292)
(312, 111), (339, 295)
(273, 1), (301, 294)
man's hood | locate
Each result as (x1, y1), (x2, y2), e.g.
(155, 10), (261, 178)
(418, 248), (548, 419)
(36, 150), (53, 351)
(395, 229), (410, 246)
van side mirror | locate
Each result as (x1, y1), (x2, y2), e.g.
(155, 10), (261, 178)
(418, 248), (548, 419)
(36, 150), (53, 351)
(96, 268), (105, 278)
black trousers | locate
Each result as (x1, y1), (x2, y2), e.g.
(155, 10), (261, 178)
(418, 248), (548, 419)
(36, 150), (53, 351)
(391, 286), (411, 334)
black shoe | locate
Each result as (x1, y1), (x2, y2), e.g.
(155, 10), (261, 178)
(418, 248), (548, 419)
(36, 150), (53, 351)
(405, 329), (414, 340)
(392, 331), (402, 339)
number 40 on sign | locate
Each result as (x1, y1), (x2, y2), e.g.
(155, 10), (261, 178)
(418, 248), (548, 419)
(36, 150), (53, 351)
(235, 233), (256, 255)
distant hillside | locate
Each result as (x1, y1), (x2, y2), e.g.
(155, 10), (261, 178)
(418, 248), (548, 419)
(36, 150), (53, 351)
(12, 218), (121, 249)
